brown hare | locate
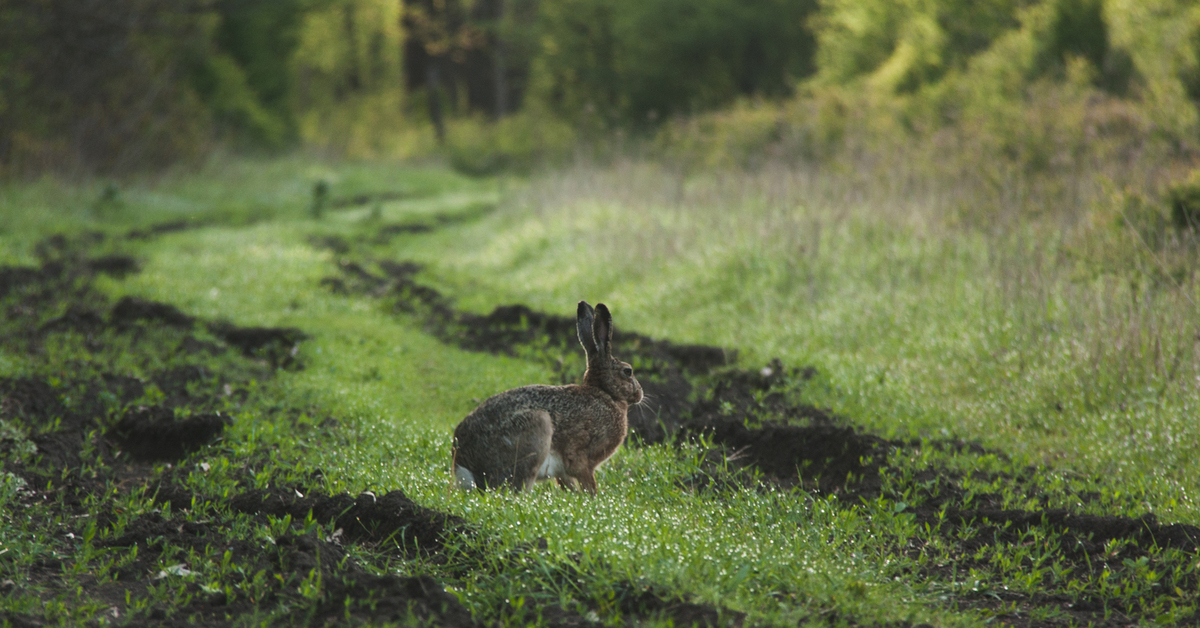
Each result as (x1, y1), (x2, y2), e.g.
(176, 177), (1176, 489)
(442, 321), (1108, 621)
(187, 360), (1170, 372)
(451, 301), (643, 494)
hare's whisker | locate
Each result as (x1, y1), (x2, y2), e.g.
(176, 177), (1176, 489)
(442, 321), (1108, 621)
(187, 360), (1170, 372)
(633, 392), (659, 415)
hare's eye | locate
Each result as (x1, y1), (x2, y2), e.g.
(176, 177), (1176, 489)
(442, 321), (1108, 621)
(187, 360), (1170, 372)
(622, 366), (633, 378)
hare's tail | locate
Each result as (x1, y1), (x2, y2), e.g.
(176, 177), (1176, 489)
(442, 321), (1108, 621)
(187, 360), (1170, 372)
(451, 446), (477, 491)
(454, 465), (477, 490)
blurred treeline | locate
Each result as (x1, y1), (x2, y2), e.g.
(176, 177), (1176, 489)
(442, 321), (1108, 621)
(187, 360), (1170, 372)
(1, 0), (1199, 177)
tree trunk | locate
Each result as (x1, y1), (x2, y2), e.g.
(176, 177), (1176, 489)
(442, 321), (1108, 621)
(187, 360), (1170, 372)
(492, 0), (507, 118)
(344, 2), (362, 92)
(426, 62), (446, 143)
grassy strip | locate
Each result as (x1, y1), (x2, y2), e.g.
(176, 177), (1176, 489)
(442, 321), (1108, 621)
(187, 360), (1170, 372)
(386, 161), (1200, 524)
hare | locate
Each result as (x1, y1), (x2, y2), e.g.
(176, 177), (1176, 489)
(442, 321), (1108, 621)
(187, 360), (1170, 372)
(451, 301), (643, 494)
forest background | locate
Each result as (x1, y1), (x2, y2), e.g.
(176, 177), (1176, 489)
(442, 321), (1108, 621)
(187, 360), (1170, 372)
(2, 0), (1198, 182)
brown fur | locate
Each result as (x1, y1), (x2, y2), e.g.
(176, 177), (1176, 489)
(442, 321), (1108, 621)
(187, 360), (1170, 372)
(451, 302), (643, 494)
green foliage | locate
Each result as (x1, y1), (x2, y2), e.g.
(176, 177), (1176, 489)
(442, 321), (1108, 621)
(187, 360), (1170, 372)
(0, 0), (319, 174)
(530, 0), (818, 125)
(188, 0), (316, 147)
(0, 0), (414, 174)
(212, 0), (310, 124)
(1043, 0), (1111, 80)
(812, 0), (1028, 93)
(810, 0), (1138, 96)
(0, 0), (215, 175)
(445, 110), (577, 176)
(1168, 169), (1200, 230)
(189, 52), (289, 147)
(6, 0), (1199, 177)
(291, 0), (411, 157)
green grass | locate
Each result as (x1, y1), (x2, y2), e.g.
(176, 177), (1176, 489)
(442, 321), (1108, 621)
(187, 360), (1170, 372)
(2, 153), (1198, 626)
(97, 189), (947, 625)
(0, 152), (489, 263)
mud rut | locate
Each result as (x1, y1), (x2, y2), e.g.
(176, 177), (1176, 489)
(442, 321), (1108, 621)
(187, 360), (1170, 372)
(0, 229), (738, 628)
(0, 220), (1196, 627)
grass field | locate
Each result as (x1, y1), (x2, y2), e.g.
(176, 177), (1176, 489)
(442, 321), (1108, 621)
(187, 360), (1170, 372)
(1, 153), (1198, 626)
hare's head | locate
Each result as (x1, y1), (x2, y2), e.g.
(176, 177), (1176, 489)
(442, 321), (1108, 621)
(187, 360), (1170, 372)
(577, 301), (643, 405)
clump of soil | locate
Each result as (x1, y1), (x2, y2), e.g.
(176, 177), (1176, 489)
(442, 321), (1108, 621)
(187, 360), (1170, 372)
(108, 296), (308, 368)
(303, 201), (497, 253)
(329, 190), (422, 209)
(207, 320), (308, 368)
(614, 584), (745, 628)
(111, 406), (231, 462)
(926, 508), (1200, 553)
(111, 295), (196, 328)
(126, 220), (195, 240)
(86, 253), (140, 276)
(683, 419), (893, 490)
(228, 487), (461, 553)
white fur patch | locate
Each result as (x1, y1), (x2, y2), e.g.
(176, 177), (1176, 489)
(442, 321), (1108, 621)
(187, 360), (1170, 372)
(454, 465), (476, 491)
(536, 452), (564, 480)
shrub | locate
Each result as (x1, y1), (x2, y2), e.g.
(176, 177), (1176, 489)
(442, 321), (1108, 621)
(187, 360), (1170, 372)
(446, 110), (577, 176)
(529, 0), (819, 125)
(1168, 170), (1200, 230)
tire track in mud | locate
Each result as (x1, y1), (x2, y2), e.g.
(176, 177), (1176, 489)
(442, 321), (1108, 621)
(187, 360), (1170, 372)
(2, 236), (471, 626)
(317, 246), (1200, 627)
(0, 232), (743, 628)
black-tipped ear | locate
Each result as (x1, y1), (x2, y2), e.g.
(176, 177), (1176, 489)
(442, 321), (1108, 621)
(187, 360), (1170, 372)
(576, 301), (597, 357)
(593, 303), (613, 358)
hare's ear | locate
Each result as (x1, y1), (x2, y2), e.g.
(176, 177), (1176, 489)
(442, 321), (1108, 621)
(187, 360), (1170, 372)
(576, 301), (597, 358)
(593, 303), (613, 358)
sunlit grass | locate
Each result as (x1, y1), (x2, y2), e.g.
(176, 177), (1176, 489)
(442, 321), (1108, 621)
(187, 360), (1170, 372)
(0, 152), (489, 263)
(314, 415), (951, 626)
(388, 161), (1200, 523)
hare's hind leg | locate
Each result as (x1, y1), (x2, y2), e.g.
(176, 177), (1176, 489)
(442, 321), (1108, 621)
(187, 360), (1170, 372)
(555, 449), (600, 494)
(575, 470), (598, 495)
(552, 471), (596, 494)
(504, 409), (553, 491)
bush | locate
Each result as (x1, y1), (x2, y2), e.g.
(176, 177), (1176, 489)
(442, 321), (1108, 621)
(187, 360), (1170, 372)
(1169, 170), (1200, 230)
(0, 0), (314, 176)
(529, 0), (819, 125)
(446, 110), (577, 176)
(0, 0), (214, 176)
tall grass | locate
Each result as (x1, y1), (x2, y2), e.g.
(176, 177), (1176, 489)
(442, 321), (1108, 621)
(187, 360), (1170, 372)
(414, 128), (1200, 518)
